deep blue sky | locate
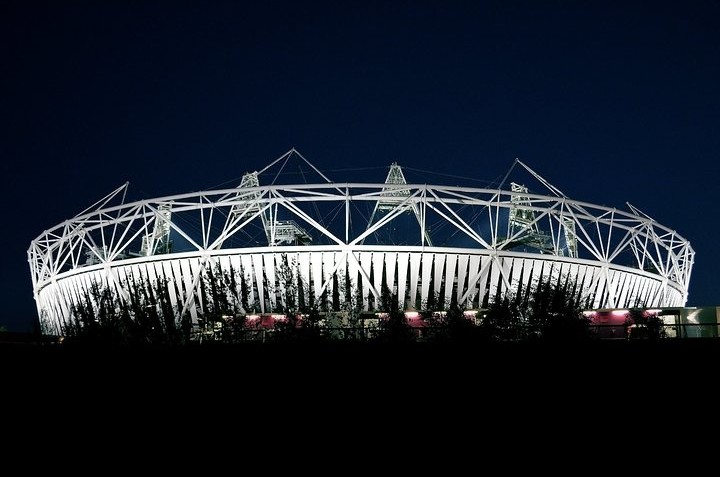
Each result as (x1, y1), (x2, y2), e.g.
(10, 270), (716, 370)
(2, 1), (718, 332)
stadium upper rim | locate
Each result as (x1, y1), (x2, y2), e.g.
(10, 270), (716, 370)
(28, 148), (695, 322)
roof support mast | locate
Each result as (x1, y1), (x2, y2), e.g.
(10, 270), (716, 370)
(365, 162), (432, 246)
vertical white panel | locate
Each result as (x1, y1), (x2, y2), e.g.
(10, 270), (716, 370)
(548, 261), (562, 286)
(289, 251), (301, 308)
(73, 275), (86, 312)
(93, 269), (104, 290)
(444, 253), (457, 305)
(510, 258), (524, 290)
(522, 259), (534, 294)
(478, 256), (497, 304)
(263, 253), (276, 310)
(396, 252), (409, 310)
(60, 281), (72, 327)
(409, 252), (421, 309)
(111, 267), (123, 295)
(580, 265), (595, 307)
(347, 251), (359, 301)
(574, 265), (587, 299)
(592, 266), (606, 309)
(179, 259), (195, 311)
(228, 255), (243, 309)
(565, 263), (579, 290)
(638, 276), (651, 306)
(433, 253), (445, 296)
(626, 274), (639, 306)
(57, 282), (72, 323)
(116, 265), (130, 290)
(334, 252), (346, 282)
(54, 284), (67, 328)
(190, 258), (206, 314)
(252, 254), (265, 313)
(466, 255), (483, 304)
(217, 255), (231, 277)
(385, 252), (397, 298)
(149, 262), (162, 298)
(638, 277), (650, 306)
(171, 260), (185, 301)
(333, 251), (345, 306)
(372, 252), (385, 297)
(621, 273), (635, 307)
(228, 254), (242, 278)
(312, 251), (324, 302)
(456, 254), (469, 304)
(477, 256), (492, 306)
(62, 281), (75, 323)
(360, 252), (373, 309)
(581, 266), (598, 305)
(629, 274), (641, 307)
(323, 251), (336, 301)
(649, 280), (661, 305)
(276, 254), (287, 310)
(487, 256), (502, 302)
(146, 262), (158, 289)
(650, 281), (663, 306)
(99, 268), (110, 292)
(162, 261), (178, 313)
(530, 259), (544, 290)
(592, 268), (607, 309)
(607, 269), (621, 308)
(616, 273), (630, 307)
(240, 254), (255, 307)
(421, 253), (434, 307)
(499, 256), (512, 296)
(297, 252), (310, 297)
(639, 277), (653, 306)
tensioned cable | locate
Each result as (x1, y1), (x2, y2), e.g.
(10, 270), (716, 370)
(403, 167), (503, 187)
(297, 163), (328, 233)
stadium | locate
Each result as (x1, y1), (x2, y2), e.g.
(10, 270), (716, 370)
(28, 149), (694, 336)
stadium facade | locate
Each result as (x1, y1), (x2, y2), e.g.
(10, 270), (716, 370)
(28, 149), (694, 334)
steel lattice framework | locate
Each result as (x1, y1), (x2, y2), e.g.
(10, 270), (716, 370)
(28, 150), (694, 334)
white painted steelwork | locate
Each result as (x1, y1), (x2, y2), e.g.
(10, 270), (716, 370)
(28, 149), (694, 333)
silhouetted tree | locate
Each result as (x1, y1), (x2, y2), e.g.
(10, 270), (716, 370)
(480, 292), (525, 341)
(625, 308), (665, 340)
(527, 275), (591, 341)
(376, 285), (413, 343)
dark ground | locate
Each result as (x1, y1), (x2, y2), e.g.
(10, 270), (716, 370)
(4, 336), (716, 390)
(3, 336), (711, 444)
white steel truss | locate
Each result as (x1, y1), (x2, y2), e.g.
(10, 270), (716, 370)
(28, 150), (695, 332)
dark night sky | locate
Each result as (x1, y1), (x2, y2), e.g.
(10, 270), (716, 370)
(1, 1), (718, 332)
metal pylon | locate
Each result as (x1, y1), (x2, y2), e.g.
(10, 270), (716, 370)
(366, 163), (432, 246)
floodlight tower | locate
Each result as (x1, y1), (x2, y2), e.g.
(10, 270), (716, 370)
(366, 162), (432, 246)
(231, 170), (311, 246)
(140, 203), (172, 255)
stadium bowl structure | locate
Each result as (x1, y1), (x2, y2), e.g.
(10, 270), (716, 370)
(29, 149), (694, 334)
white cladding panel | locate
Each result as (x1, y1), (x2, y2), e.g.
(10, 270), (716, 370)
(252, 254), (265, 313)
(360, 252), (373, 308)
(456, 254), (469, 304)
(409, 253), (421, 308)
(240, 254), (256, 306)
(263, 253), (277, 310)
(465, 255), (482, 304)
(433, 254), (445, 296)
(421, 253), (434, 306)
(445, 254), (457, 305)
(372, 252), (385, 298)
(385, 252), (397, 299)
(397, 252), (409, 309)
